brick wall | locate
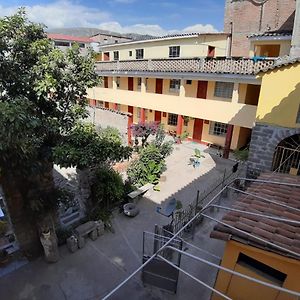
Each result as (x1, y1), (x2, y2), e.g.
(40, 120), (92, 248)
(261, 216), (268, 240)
(224, 0), (296, 57)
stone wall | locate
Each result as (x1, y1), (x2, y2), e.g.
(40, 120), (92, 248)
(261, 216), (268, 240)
(86, 106), (129, 145)
(247, 123), (300, 177)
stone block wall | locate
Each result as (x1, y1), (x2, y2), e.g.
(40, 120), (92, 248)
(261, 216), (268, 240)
(247, 123), (300, 177)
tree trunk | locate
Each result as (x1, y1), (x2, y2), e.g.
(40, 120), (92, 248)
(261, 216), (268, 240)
(0, 161), (57, 258)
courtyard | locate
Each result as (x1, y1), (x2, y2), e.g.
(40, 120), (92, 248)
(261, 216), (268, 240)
(0, 142), (238, 300)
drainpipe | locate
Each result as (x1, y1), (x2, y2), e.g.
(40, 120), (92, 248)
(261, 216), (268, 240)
(226, 22), (233, 58)
(290, 0), (300, 58)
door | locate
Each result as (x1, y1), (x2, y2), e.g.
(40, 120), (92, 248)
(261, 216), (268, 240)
(156, 79), (163, 94)
(128, 106), (134, 114)
(155, 111), (161, 123)
(207, 46), (215, 57)
(128, 77), (134, 91)
(197, 81), (208, 99)
(105, 102), (109, 108)
(104, 77), (108, 88)
(193, 119), (203, 141)
(103, 52), (110, 61)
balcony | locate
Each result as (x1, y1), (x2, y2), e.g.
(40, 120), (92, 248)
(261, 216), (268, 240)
(88, 87), (257, 128)
(95, 57), (276, 76)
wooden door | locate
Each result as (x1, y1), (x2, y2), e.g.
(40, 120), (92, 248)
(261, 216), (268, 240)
(105, 102), (109, 108)
(128, 77), (134, 91)
(155, 111), (161, 123)
(128, 106), (134, 114)
(104, 77), (108, 88)
(103, 52), (110, 61)
(197, 81), (208, 99)
(156, 79), (163, 94)
(207, 46), (215, 57)
(193, 119), (203, 141)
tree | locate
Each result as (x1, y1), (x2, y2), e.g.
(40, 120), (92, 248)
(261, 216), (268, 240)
(131, 121), (159, 148)
(0, 10), (99, 255)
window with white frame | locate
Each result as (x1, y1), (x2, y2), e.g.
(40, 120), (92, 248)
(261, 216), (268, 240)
(209, 122), (228, 136)
(129, 50), (132, 57)
(169, 79), (181, 92)
(169, 46), (180, 58)
(54, 41), (70, 47)
(214, 82), (234, 99)
(113, 51), (119, 61)
(168, 113), (178, 126)
(136, 49), (144, 59)
(137, 78), (142, 91)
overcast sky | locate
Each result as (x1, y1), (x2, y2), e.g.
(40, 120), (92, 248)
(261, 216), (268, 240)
(0, 0), (226, 36)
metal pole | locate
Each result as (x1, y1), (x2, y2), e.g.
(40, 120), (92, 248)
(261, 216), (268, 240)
(233, 178), (300, 187)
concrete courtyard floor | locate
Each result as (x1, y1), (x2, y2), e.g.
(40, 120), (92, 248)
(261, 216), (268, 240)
(0, 142), (237, 300)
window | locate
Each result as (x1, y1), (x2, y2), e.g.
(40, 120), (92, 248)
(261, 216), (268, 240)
(137, 78), (142, 91)
(54, 41), (70, 47)
(186, 80), (192, 85)
(169, 79), (181, 92)
(169, 46), (180, 58)
(296, 105), (300, 123)
(209, 122), (228, 137)
(115, 40), (118, 44)
(96, 101), (104, 108)
(116, 104), (121, 111)
(113, 51), (119, 61)
(129, 50), (132, 57)
(136, 49), (144, 59)
(71, 42), (85, 48)
(168, 113), (178, 126)
(237, 253), (287, 285)
(214, 82), (234, 98)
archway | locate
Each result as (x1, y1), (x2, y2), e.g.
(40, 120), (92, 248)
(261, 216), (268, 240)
(272, 134), (300, 175)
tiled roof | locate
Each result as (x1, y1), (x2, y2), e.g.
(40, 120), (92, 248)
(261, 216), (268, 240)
(257, 55), (300, 73)
(47, 33), (92, 43)
(248, 30), (293, 39)
(210, 172), (300, 259)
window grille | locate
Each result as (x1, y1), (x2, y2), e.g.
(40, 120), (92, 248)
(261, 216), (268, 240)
(113, 51), (119, 61)
(169, 46), (180, 58)
(169, 79), (181, 92)
(209, 122), (228, 136)
(214, 82), (234, 98)
(136, 49), (144, 59)
(168, 113), (178, 126)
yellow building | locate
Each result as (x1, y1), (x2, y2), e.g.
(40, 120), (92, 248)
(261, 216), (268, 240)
(87, 33), (281, 158)
(211, 172), (300, 300)
(247, 57), (300, 176)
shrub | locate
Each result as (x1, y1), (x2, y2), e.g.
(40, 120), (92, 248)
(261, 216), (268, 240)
(98, 126), (123, 145)
(89, 166), (125, 217)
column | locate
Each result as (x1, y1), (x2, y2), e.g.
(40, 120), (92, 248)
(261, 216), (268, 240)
(127, 115), (133, 145)
(176, 115), (184, 136)
(112, 77), (117, 90)
(140, 108), (146, 123)
(232, 82), (239, 103)
(141, 77), (146, 93)
(179, 80), (186, 97)
(223, 125), (234, 159)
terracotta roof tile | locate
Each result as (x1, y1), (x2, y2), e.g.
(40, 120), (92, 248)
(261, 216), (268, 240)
(211, 173), (300, 259)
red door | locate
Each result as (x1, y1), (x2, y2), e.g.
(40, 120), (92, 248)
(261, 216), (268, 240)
(128, 77), (134, 91)
(105, 102), (109, 108)
(156, 79), (163, 94)
(128, 106), (134, 114)
(197, 81), (208, 99)
(207, 46), (215, 57)
(104, 77), (108, 88)
(155, 111), (161, 123)
(193, 119), (203, 141)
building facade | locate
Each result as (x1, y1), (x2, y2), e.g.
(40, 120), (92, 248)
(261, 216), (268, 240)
(224, 0), (296, 56)
(87, 33), (277, 158)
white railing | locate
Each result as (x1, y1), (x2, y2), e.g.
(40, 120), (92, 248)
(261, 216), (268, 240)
(95, 57), (276, 75)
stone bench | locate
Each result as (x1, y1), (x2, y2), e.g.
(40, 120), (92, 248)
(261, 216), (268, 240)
(67, 220), (104, 252)
(127, 183), (154, 202)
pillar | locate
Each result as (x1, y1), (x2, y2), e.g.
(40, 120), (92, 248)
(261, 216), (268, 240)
(114, 103), (118, 110)
(290, 0), (300, 57)
(127, 115), (133, 145)
(140, 108), (146, 123)
(141, 77), (146, 93)
(176, 115), (184, 136)
(179, 80), (186, 97)
(232, 83), (239, 103)
(112, 77), (117, 90)
(223, 124), (234, 159)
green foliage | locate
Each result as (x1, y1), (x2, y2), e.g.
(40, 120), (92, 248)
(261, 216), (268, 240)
(53, 122), (132, 169)
(89, 166), (125, 219)
(194, 148), (205, 159)
(234, 148), (249, 161)
(98, 126), (123, 144)
(0, 220), (8, 237)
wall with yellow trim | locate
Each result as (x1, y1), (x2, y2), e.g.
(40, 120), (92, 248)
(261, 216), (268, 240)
(249, 39), (291, 57)
(101, 34), (228, 61)
(256, 63), (300, 128)
(212, 240), (300, 300)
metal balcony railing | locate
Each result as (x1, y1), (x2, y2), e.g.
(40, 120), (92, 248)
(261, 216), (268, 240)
(95, 57), (276, 75)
